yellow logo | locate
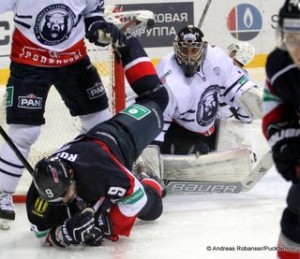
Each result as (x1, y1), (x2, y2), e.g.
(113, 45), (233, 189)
(32, 197), (48, 217)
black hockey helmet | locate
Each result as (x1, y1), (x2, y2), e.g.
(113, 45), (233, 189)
(33, 157), (73, 203)
(277, 0), (300, 50)
(173, 25), (207, 77)
(279, 0), (300, 31)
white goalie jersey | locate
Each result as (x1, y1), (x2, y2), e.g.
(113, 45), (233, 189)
(155, 44), (257, 142)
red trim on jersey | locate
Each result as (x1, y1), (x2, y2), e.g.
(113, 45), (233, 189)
(277, 250), (300, 259)
(125, 61), (157, 85)
(141, 178), (162, 197)
(10, 28), (87, 67)
(262, 80), (285, 138)
(262, 105), (284, 138)
(92, 139), (139, 237)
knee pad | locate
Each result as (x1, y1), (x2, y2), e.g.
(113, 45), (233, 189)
(79, 108), (111, 133)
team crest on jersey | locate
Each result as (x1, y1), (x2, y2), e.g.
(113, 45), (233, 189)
(213, 67), (221, 76)
(34, 4), (75, 45)
(197, 85), (219, 126)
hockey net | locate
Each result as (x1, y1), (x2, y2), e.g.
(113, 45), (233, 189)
(0, 43), (125, 201)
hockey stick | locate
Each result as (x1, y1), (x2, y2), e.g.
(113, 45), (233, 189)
(197, 0), (213, 29)
(241, 151), (273, 191)
(0, 126), (34, 175)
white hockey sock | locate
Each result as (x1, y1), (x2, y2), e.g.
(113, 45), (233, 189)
(79, 108), (111, 133)
(0, 125), (40, 193)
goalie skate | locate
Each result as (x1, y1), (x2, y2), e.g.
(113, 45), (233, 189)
(104, 5), (155, 37)
(133, 155), (167, 197)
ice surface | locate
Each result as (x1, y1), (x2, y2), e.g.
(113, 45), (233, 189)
(0, 168), (290, 259)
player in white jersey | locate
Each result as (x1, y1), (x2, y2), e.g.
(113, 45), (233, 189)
(227, 41), (255, 78)
(219, 41), (257, 120)
(0, 0), (127, 230)
(154, 25), (260, 155)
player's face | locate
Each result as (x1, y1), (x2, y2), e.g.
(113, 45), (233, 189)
(60, 179), (77, 204)
(178, 42), (203, 63)
(284, 33), (300, 68)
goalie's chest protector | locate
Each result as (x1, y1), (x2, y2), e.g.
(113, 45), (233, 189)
(161, 56), (220, 133)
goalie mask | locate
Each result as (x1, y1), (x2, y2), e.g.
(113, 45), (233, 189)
(33, 157), (75, 205)
(174, 25), (207, 77)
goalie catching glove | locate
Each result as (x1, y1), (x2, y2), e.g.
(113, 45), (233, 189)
(268, 122), (300, 184)
(85, 17), (127, 47)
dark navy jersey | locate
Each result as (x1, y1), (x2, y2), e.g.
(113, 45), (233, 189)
(263, 48), (300, 138)
(27, 137), (147, 238)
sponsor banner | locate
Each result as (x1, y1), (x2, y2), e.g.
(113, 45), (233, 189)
(121, 2), (194, 47)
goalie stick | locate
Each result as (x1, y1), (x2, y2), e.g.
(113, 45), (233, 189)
(197, 0), (213, 29)
(241, 151), (273, 191)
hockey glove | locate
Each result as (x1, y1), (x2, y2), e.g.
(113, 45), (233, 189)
(95, 208), (119, 242)
(269, 125), (300, 183)
(85, 17), (127, 47)
(55, 208), (96, 246)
